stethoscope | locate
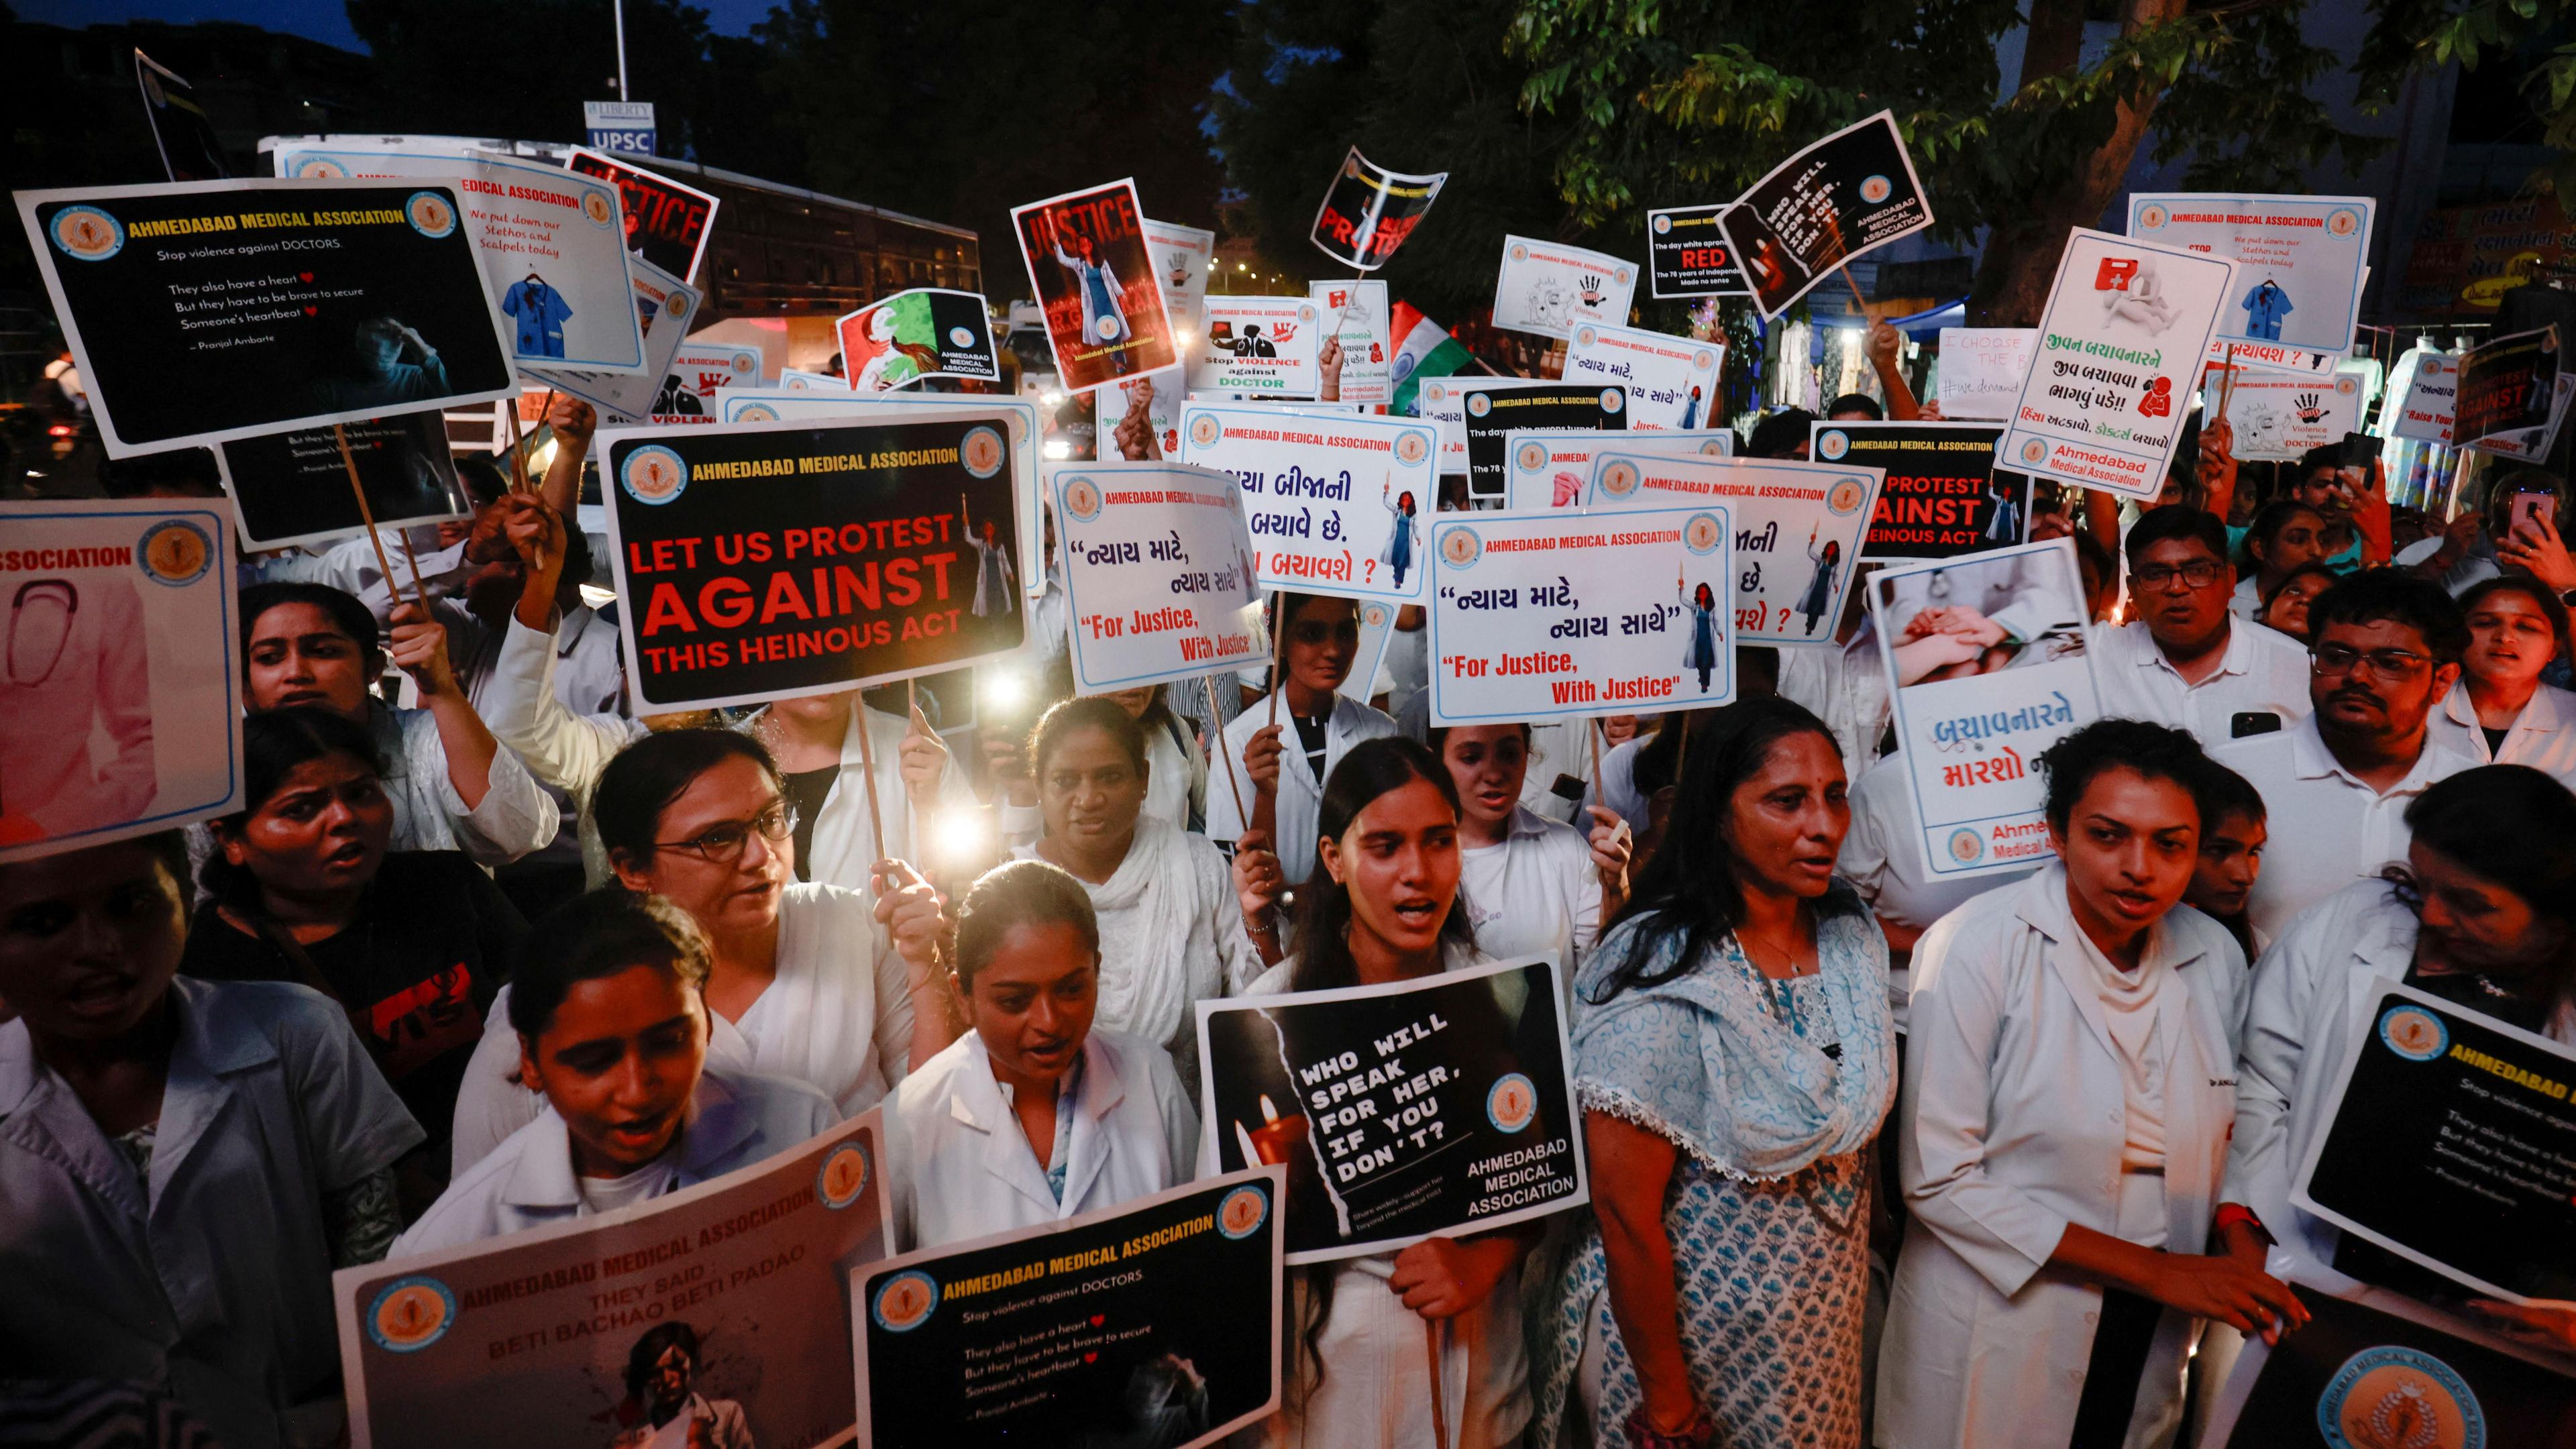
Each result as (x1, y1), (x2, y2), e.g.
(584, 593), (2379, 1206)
(7, 580), (76, 687)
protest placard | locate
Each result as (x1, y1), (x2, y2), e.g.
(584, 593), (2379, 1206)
(1562, 323), (1723, 430)
(1193, 297), (1322, 398)
(1413, 376), (1474, 476)
(2129, 193), (2374, 365)
(2391, 352), (2459, 445)
(1809, 421), (2029, 563)
(1585, 450), (1879, 647)
(1198, 956), (1586, 1261)
(1868, 539), (2100, 880)
(335, 1112), (888, 1449)
(2291, 980), (2576, 1301)
(1719, 111), (1934, 320)
(1175, 402), (1440, 605)
(527, 252), (700, 424)
(18, 178), (517, 457)
(2470, 374), (2575, 463)
(835, 288), (999, 393)
(1309, 148), (1447, 271)
(2457, 325), (2561, 455)
(1933, 328), (2037, 421)
(657, 343), (761, 424)
(1341, 598), (1398, 704)
(214, 409), (470, 549)
(853, 1168), (1283, 1448)
(565, 145), (720, 284)
(1011, 179), (1179, 392)
(1646, 204), (1749, 299)
(1143, 217), (1215, 338)
(2206, 1273), (2576, 1449)
(1310, 279), (1394, 407)
(1502, 429), (1737, 510)
(781, 368), (845, 389)
(600, 413), (1026, 713)
(1998, 228), (2239, 500)
(1458, 378), (1628, 500)
(272, 140), (647, 375)
(0, 500), (241, 863)
(1053, 464), (1263, 695)
(1427, 506), (1733, 723)
(135, 50), (227, 183)
(2207, 364), (2365, 462)
(1093, 367), (1187, 464)
(1492, 235), (1639, 341)
(716, 388), (1046, 599)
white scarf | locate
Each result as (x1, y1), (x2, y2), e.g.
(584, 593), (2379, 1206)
(1026, 816), (1218, 1071)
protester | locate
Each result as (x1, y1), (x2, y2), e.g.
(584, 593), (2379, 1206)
(2214, 570), (2473, 943)
(2184, 758), (2267, 961)
(0, 833), (421, 1449)
(2415, 466), (2570, 595)
(2092, 506), (2310, 747)
(1837, 745), (2035, 1018)
(1007, 697), (1259, 1089)
(2423, 576), (2576, 780)
(239, 580), (557, 865)
(2221, 767), (2576, 1282)
(1424, 722), (1630, 971)
(2257, 561), (2336, 643)
(886, 859), (1196, 1251)
(1880, 719), (2302, 1449)
(444, 729), (953, 1171)
(1746, 407), (1819, 460)
(2232, 500), (2329, 621)
(1207, 593), (1399, 892)
(2286, 442), (2390, 572)
(1532, 698), (1894, 1449)
(1244, 737), (1538, 1449)
(182, 706), (525, 1199)
(1103, 682), (1209, 830)
(391, 890), (840, 1255)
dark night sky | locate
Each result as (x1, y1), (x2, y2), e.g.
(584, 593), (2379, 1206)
(18, 0), (777, 52)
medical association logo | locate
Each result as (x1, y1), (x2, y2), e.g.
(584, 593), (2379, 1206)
(2377, 1004), (2449, 1062)
(665, 292), (692, 320)
(290, 157), (350, 180)
(1466, 393), (1491, 418)
(1817, 429), (1850, 461)
(1652, 214), (1672, 235)
(1599, 460), (1641, 499)
(2020, 437), (2050, 466)
(1188, 413), (1224, 450)
(1601, 389), (1624, 413)
(734, 403), (780, 423)
(1576, 326), (1598, 347)
(582, 191), (615, 227)
(1061, 475), (1104, 524)
(1395, 431), (1432, 467)
(1860, 175), (1893, 205)
(961, 425), (1006, 479)
(1487, 1073), (1538, 1133)
(1439, 527), (1483, 570)
(621, 445), (689, 506)
(816, 1140), (872, 1210)
(1217, 1184), (1272, 1240)
(1613, 266), (1633, 286)
(1684, 513), (1725, 555)
(2328, 208), (2363, 238)
(405, 192), (456, 239)
(48, 206), (124, 262)
(871, 1271), (940, 1333)
(2137, 203), (2171, 231)
(2316, 1346), (2484, 1449)
(1515, 441), (1550, 474)
(1828, 478), (1868, 515)
(138, 519), (214, 588)
(2335, 375), (2360, 396)
(731, 352), (757, 375)
(1694, 349), (1716, 370)
(366, 1276), (458, 1353)
(1509, 244), (1530, 264)
(1364, 602), (1389, 630)
(949, 325), (977, 350)
(1949, 829), (1986, 864)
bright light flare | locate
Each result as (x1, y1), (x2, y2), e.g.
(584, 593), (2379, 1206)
(932, 808), (992, 865)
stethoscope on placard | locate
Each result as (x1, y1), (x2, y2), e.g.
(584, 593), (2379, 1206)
(7, 580), (76, 687)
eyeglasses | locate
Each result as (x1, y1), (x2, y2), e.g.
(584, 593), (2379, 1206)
(1290, 620), (1360, 646)
(2310, 644), (2432, 680)
(2131, 561), (2224, 590)
(654, 802), (796, 863)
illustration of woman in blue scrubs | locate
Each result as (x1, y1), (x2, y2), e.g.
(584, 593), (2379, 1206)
(1680, 572), (1719, 692)
(1796, 523), (1842, 636)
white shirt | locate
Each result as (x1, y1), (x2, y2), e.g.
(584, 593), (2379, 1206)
(447, 883), (920, 1175)
(2089, 616), (2311, 749)
(1457, 807), (1601, 975)
(886, 1027), (1194, 1252)
(246, 527), (471, 629)
(394, 1066), (837, 1258)
(1776, 622), (1891, 780)
(0, 979), (422, 1449)
(1835, 759), (2035, 1030)
(2227, 575), (2262, 622)
(1205, 692), (1398, 884)
(1880, 867), (2247, 1449)
(372, 698), (559, 865)
(2213, 716), (2474, 945)
(2424, 678), (2576, 784)
(1142, 712), (1205, 833)
(1580, 737), (1652, 833)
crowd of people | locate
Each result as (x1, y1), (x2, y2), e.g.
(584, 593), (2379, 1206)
(7, 347), (2576, 1449)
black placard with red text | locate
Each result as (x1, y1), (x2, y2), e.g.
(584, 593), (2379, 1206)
(1810, 420), (2031, 562)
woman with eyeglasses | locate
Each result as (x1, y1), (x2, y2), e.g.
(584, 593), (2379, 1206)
(1208, 592), (1397, 916)
(443, 729), (952, 1174)
(180, 706), (525, 1203)
(2423, 577), (2576, 781)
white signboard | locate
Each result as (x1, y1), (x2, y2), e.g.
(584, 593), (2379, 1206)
(1053, 463), (1263, 694)
(1562, 321), (1723, 429)
(1193, 295), (1322, 398)
(2000, 227), (2238, 500)
(527, 252), (698, 423)
(1935, 327), (2037, 421)
(1504, 429), (1735, 510)
(1415, 376), (1472, 474)
(1142, 215), (1215, 339)
(1585, 450), (1881, 647)
(1311, 278), (1394, 407)
(2129, 193), (2374, 364)
(1094, 366), (1186, 462)
(2208, 364), (2365, 462)
(2391, 352), (2458, 446)
(657, 343), (759, 423)
(1177, 402), (1440, 604)
(1428, 504), (1733, 724)
(1491, 234), (1639, 340)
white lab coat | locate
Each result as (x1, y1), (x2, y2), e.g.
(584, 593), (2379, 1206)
(1205, 692), (1397, 884)
(1878, 865), (2249, 1449)
(2424, 678), (2576, 784)
(739, 698), (977, 894)
(885, 1026), (1196, 1252)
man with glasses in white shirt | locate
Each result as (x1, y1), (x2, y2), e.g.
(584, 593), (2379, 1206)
(2213, 570), (2474, 943)
(2093, 506), (2311, 749)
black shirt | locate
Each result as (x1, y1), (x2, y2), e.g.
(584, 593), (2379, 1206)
(782, 765), (839, 882)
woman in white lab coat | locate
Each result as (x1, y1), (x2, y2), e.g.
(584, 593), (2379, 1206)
(1430, 722), (1630, 971)
(1102, 682), (1208, 833)
(1241, 737), (1538, 1449)
(885, 859), (1197, 1251)
(2422, 578), (2576, 782)
(1208, 593), (1397, 900)
(1880, 719), (2306, 1449)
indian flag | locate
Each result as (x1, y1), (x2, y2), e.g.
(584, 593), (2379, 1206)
(1389, 301), (1475, 415)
